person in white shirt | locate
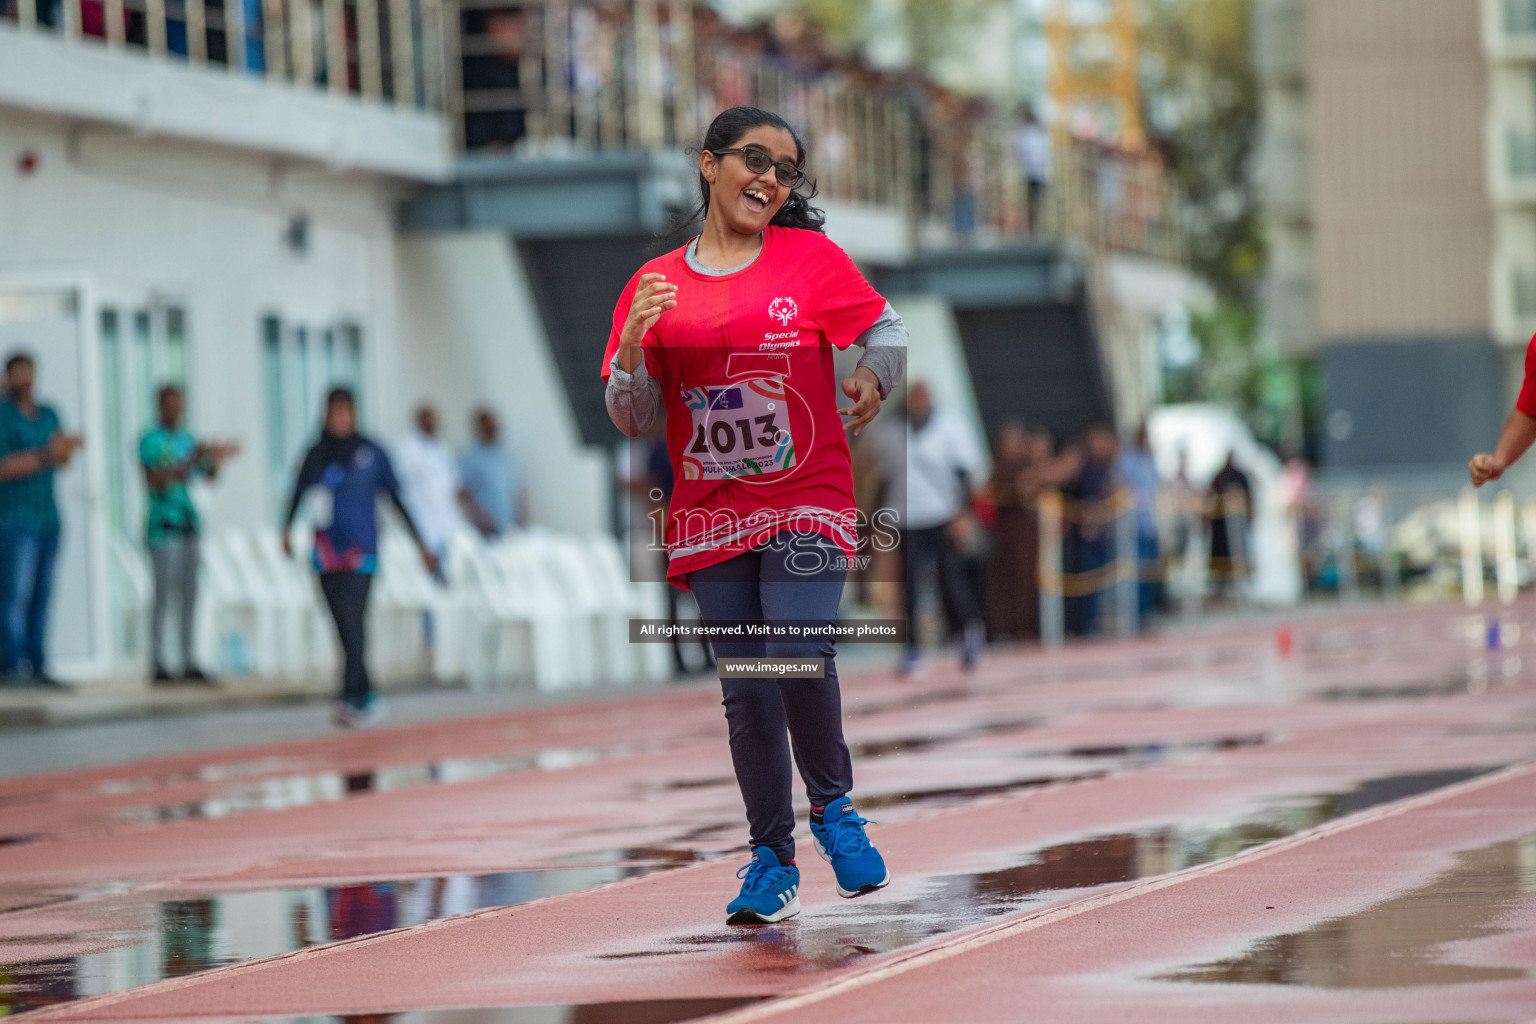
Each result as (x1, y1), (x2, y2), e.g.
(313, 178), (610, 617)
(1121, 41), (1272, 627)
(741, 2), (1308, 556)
(893, 381), (987, 676)
(393, 403), (463, 581)
(1013, 109), (1052, 234)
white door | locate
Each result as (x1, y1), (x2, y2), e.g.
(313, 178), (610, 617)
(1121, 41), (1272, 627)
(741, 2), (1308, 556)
(0, 287), (107, 678)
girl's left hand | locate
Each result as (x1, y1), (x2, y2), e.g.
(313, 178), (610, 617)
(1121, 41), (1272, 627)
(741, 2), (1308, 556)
(839, 369), (882, 437)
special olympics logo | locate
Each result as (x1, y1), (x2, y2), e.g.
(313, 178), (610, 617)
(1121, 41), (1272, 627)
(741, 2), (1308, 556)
(768, 296), (798, 326)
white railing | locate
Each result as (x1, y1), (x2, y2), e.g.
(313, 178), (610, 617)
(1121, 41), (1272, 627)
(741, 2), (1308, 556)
(3, 0), (446, 110)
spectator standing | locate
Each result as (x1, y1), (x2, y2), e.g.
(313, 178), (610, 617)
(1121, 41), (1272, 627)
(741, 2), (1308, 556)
(460, 10), (530, 148)
(139, 384), (239, 684)
(1116, 424), (1162, 623)
(394, 403), (462, 578)
(984, 423), (1047, 642)
(1208, 451), (1253, 599)
(1013, 109), (1053, 233)
(0, 353), (81, 687)
(282, 389), (436, 727)
(898, 381), (987, 675)
(458, 407), (525, 537)
(1065, 423), (1119, 637)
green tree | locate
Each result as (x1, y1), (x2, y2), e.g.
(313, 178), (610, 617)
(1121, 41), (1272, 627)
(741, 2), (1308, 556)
(788, 0), (1004, 76)
(1141, 0), (1261, 303)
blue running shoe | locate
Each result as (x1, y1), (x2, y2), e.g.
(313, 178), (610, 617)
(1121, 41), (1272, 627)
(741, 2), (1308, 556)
(725, 848), (801, 925)
(810, 796), (890, 898)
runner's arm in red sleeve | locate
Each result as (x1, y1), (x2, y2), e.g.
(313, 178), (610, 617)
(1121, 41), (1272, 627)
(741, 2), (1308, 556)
(1471, 335), (1536, 487)
(602, 271), (674, 437)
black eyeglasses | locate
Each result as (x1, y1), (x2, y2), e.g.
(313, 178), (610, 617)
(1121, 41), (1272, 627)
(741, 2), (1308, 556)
(710, 145), (805, 188)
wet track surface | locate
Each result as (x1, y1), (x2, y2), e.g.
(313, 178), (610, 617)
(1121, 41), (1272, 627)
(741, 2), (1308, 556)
(8, 603), (1536, 1020)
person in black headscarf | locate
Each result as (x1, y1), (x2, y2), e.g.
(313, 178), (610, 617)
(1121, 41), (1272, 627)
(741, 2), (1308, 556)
(281, 388), (436, 728)
(1207, 451), (1252, 599)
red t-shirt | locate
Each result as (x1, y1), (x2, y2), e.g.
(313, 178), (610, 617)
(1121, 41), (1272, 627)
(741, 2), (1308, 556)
(602, 226), (887, 587)
(1519, 332), (1536, 418)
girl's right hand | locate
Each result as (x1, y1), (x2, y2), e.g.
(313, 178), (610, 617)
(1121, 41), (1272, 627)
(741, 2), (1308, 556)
(620, 273), (678, 349)
(1470, 453), (1505, 487)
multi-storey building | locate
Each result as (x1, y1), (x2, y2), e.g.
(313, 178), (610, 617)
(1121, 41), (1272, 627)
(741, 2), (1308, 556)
(1255, 0), (1523, 474)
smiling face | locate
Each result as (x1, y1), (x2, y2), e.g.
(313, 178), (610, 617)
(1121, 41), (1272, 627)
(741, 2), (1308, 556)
(700, 125), (799, 237)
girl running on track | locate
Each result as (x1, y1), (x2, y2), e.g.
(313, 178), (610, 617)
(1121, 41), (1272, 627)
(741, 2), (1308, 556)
(604, 105), (908, 925)
(1471, 336), (1536, 488)
(282, 388), (438, 729)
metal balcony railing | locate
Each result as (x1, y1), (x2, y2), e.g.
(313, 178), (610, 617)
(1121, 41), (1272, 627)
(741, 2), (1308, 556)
(445, 0), (1182, 260)
(2, 0), (1184, 258)
(1, 0), (446, 110)
(1041, 137), (1183, 262)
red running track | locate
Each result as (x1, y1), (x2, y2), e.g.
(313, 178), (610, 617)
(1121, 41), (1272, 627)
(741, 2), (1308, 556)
(4, 601), (1536, 1022)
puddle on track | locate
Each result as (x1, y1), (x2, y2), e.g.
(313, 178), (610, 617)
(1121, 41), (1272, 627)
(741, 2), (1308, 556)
(592, 765), (1507, 975)
(262, 997), (766, 1023)
(0, 861), (692, 1016)
(1315, 670), (1532, 703)
(855, 734), (1270, 817)
(0, 765), (1500, 1011)
(849, 717), (1045, 758)
(1155, 830), (1536, 989)
(0, 743), (668, 845)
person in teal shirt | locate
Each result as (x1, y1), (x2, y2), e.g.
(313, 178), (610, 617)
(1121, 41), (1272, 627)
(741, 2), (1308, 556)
(0, 353), (82, 686)
(139, 384), (239, 684)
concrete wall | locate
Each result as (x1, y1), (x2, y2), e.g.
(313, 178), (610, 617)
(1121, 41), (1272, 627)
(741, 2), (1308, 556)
(886, 292), (988, 469)
(394, 233), (612, 535)
(1307, 0), (1493, 341)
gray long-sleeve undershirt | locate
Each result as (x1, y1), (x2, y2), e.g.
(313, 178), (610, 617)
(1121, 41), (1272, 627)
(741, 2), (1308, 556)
(605, 238), (908, 438)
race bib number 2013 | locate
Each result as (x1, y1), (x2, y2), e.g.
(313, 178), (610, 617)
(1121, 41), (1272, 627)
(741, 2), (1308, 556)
(680, 379), (795, 481)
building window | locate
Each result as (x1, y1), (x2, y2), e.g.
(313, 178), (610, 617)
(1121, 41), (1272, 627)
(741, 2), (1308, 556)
(261, 315), (286, 523)
(99, 309), (126, 537)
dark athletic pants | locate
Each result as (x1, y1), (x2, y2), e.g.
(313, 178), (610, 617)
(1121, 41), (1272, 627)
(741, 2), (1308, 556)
(688, 532), (851, 864)
(901, 526), (980, 653)
(320, 572), (373, 708)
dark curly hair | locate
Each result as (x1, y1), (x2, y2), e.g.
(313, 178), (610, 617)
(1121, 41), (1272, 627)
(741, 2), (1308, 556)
(694, 105), (825, 233)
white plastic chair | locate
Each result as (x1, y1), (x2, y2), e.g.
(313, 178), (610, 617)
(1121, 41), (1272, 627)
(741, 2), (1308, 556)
(564, 533), (641, 685)
(587, 532), (673, 684)
(492, 533), (583, 690)
(197, 533), (267, 677)
(223, 529), (310, 683)
(371, 532), (433, 685)
(216, 529), (288, 678)
(249, 528), (335, 690)
(529, 532), (610, 684)
(447, 528), (538, 691)
(106, 533), (152, 674)
(375, 528), (470, 685)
